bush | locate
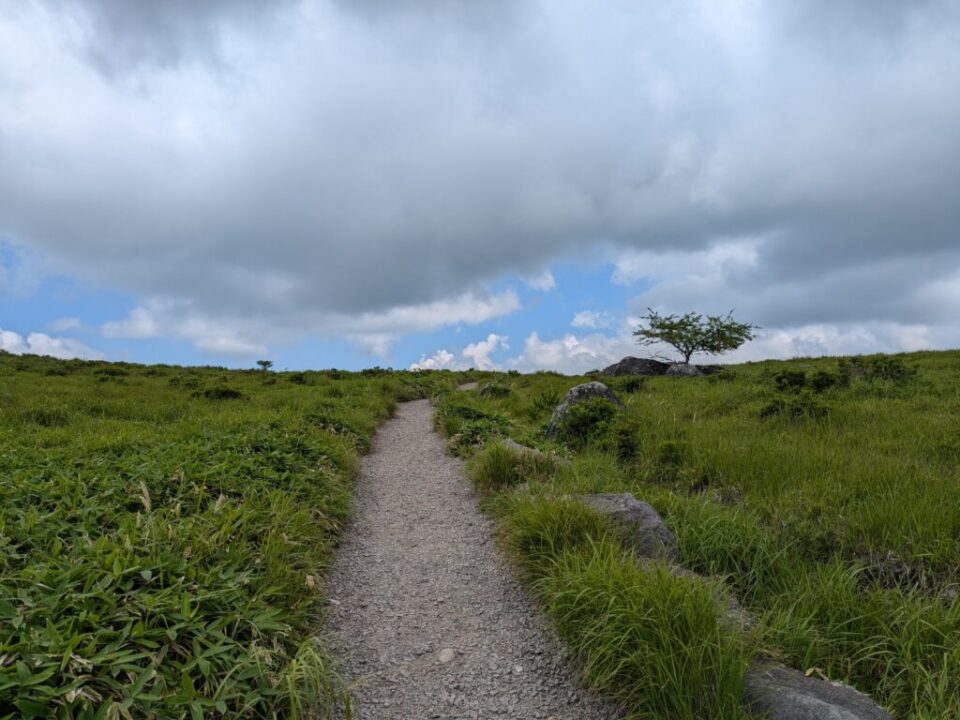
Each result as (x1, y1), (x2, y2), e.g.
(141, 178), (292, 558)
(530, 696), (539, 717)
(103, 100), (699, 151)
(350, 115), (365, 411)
(479, 382), (511, 399)
(606, 417), (641, 462)
(760, 392), (829, 420)
(192, 386), (245, 401)
(555, 398), (619, 448)
(527, 390), (561, 419)
(613, 376), (646, 394)
(773, 369), (807, 392)
(468, 442), (556, 494)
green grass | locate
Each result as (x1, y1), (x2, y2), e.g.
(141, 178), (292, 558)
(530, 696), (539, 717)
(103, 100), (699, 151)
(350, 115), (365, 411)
(439, 351), (960, 719)
(0, 353), (463, 718)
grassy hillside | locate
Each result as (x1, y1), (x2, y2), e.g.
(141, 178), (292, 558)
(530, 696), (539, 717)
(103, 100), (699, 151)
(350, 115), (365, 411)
(0, 352), (462, 719)
(437, 351), (960, 719)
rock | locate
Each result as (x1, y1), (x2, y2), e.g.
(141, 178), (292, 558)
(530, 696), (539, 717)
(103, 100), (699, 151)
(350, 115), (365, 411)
(665, 363), (703, 377)
(578, 493), (679, 562)
(743, 662), (892, 720)
(502, 438), (545, 458)
(438, 648), (455, 663)
(545, 382), (624, 436)
(602, 356), (670, 376)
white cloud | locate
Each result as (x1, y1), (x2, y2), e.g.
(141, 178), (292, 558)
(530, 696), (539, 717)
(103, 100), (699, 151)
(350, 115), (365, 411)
(512, 331), (636, 374)
(410, 349), (456, 371)
(524, 270), (556, 292)
(100, 289), (520, 359)
(48, 317), (82, 332)
(0, 327), (103, 359)
(462, 333), (509, 370)
(571, 310), (613, 329)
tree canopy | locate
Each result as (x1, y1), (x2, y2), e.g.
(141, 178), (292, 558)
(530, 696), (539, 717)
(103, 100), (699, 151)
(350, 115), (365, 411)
(633, 309), (757, 364)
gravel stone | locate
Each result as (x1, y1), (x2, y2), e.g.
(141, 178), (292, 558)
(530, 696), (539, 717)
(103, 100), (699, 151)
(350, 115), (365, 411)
(324, 399), (623, 719)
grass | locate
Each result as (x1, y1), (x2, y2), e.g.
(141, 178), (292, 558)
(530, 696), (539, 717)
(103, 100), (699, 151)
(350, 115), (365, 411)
(438, 351), (960, 719)
(0, 352), (464, 718)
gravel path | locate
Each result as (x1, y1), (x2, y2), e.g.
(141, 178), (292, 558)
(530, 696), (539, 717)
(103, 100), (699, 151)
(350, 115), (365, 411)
(323, 399), (622, 719)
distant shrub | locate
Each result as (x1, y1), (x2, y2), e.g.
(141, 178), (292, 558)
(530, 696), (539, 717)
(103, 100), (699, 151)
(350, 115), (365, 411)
(760, 391), (829, 420)
(656, 440), (688, 468)
(95, 366), (129, 378)
(479, 382), (511, 399)
(607, 417), (641, 462)
(528, 390), (562, 418)
(555, 397), (619, 448)
(20, 406), (71, 427)
(45, 366), (69, 377)
(507, 369), (521, 377)
(193, 386), (245, 401)
(773, 369), (807, 392)
(613, 376), (646, 394)
(810, 370), (840, 392)
(289, 372), (308, 385)
(469, 441), (557, 494)
(838, 356), (918, 385)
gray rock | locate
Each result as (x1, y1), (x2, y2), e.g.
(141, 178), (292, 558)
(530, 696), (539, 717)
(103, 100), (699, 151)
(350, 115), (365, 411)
(546, 382), (624, 436)
(578, 493), (679, 562)
(665, 363), (703, 377)
(743, 663), (892, 720)
(502, 438), (545, 458)
(601, 356), (670, 376)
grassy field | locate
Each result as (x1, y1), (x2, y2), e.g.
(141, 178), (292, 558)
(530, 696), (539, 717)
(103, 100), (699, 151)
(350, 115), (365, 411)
(0, 352), (463, 719)
(437, 351), (960, 719)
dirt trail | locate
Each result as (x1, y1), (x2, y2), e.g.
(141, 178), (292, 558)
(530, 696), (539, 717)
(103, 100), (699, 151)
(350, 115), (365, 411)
(323, 399), (621, 719)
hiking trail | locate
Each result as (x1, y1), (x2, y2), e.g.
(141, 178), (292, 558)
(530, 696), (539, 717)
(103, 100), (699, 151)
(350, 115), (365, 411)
(323, 398), (622, 719)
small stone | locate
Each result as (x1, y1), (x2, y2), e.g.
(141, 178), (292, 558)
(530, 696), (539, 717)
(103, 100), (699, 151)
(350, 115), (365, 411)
(438, 648), (455, 663)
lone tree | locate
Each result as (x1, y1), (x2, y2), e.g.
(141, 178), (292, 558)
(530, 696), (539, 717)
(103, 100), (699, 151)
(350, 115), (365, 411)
(633, 309), (757, 364)
(256, 360), (273, 372)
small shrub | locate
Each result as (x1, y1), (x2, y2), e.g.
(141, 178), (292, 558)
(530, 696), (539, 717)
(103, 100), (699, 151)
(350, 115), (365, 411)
(613, 376), (645, 394)
(810, 370), (839, 393)
(20, 406), (71, 427)
(773, 369), (807, 392)
(556, 398), (619, 448)
(528, 390), (562, 418)
(656, 440), (687, 468)
(469, 443), (526, 493)
(760, 392), (829, 420)
(479, 382), (511, 399)
(193, 386), (245, 401)
(606, 417), (641, 462)
(289, 372), (308, 385)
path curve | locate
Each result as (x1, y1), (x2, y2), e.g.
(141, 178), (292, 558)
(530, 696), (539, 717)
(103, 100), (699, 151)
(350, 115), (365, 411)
(323, 399), (622, 719)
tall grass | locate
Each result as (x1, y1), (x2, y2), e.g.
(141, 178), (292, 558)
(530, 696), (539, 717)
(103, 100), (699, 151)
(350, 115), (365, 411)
(0, 353), (461, 718)
(438, 351), (960, 718)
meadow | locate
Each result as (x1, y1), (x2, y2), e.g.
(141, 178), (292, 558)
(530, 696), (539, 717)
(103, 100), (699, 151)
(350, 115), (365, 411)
(436, 351), (960, 719)
(0, 352), (462, 719)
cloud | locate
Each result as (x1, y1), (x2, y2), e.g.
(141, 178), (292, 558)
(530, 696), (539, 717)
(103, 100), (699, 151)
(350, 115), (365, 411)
(2, 1), (960, 361)
(462, 333), (509, 370)
(410, 348), (456, 371)
(571, 310), (613, 329)
(0, 327), (103, 359)
(524, 270), (556, 292)
(47, 317), (82, 332)
(100, 290), (519, 358)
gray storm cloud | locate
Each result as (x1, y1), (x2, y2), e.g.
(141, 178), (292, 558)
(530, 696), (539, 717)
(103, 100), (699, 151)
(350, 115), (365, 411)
(1, 0), (959, 344)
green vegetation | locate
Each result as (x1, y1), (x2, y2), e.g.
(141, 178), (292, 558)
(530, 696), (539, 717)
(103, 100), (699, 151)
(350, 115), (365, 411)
(436, 350), (960, 719)
(0, 352), (463, 719)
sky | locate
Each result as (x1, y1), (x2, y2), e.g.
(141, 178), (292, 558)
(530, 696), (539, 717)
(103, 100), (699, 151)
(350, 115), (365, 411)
(1, 0), (959, 373)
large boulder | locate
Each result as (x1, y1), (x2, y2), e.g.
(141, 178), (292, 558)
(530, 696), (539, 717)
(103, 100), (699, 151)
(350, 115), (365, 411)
(546, 382), (624, 436)
(665, 363), (703, 377)
(602, 357), (670, 376)
(743, 663), (892, 720)
(578, 493), (679, 562)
